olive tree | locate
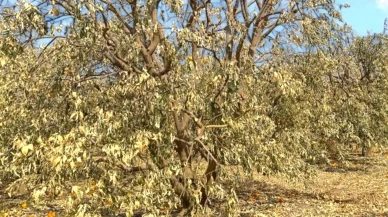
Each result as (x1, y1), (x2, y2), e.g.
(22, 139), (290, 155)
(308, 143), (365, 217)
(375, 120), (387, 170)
(345, 33), (388, 156)
(0, 0), (352, 216)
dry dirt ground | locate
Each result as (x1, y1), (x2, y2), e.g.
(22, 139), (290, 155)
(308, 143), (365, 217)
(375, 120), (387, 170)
(1, 151), (388, 217)
(233, 156), (388, 217)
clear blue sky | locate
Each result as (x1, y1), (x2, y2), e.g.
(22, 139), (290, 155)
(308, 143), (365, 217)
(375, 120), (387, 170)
(336, 0), (388, 35)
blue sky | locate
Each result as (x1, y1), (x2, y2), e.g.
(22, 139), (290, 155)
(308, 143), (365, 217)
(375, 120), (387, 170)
(337, 0), (388, 35)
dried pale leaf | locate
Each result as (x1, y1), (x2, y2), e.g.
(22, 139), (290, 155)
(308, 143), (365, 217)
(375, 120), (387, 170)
(21, 144), (33, 156)
(52, 156), (61, 167)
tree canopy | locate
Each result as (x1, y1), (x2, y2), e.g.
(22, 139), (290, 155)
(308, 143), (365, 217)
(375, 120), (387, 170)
(1, 0), (388, 216)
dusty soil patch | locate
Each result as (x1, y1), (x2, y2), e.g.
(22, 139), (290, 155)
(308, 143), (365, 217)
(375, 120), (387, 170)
(231, 154), (388, 217)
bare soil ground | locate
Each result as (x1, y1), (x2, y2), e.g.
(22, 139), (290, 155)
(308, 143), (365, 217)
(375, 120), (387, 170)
(231, 152), (388, 217)
(1, 150), (388, 217)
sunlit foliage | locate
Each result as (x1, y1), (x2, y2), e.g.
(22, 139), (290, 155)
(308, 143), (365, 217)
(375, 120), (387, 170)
(1, 0), (388, 216)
